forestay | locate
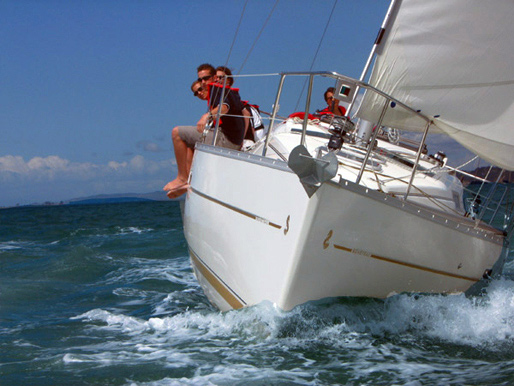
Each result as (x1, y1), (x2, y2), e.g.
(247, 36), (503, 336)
(356, 0), (514, 171)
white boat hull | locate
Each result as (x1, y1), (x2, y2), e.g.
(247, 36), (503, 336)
(183, 144), (505, 311)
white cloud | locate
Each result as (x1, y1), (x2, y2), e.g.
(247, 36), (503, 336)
(0, 155), (171, 180)
(0, 154), (72, 175)
(0, 155), (29, 173)
(108, 161), (128, 170)
(0, 154), (175, 206)
(129, 155), (146, 172)
(27, 155), (70, 171)
(136, 140), (165, 153)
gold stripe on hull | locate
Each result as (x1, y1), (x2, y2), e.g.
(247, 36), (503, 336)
(189, 248), (245, 309)
(333, 243), (480, 282)
(191, 188), (283, 230)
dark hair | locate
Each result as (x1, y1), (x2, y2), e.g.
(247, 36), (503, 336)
(216, 66), (234, 86)
(197, 63), (216, 76)
(324, 87), (335, 102)
(191, 80), (201, 92)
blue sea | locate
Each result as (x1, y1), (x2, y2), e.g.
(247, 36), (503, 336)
(1, 201), (514, 385)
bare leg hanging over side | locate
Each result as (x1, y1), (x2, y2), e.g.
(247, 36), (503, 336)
(163, 126), (190, 197)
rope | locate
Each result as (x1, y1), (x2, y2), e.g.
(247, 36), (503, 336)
(455, 155), (479, 170)
(294, 0), (339, 111)
(238, 0), (280, 74)
(224, 0), (249, 67)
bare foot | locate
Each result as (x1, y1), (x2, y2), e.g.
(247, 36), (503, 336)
(166, 184), (189, 199)
(163, 178), (187, 192)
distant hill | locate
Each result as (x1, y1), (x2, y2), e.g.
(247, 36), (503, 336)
(68, 190), (170, 204)
(69, 197), (155, 205)
(1, 191), (176, 209)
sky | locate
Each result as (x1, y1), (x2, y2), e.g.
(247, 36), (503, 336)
(0, 0), (474, 207)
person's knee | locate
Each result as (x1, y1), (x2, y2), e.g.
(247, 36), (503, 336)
(172, 126), (181, 140)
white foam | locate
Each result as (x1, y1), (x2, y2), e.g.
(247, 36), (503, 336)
(73, 309), (148, 333)
(72, 302), (282, 346)
(12, 339), (41, 348)
(63, 353), (88, 363)
(377, 278), (514, 347)
(117, 226), (152, 235)
(103, 256), (193, 287)
(66, 276), (514, 384)
(125, 363), (316, 386)
(0, 240), (34, 251)
(76, 274), (514, 348)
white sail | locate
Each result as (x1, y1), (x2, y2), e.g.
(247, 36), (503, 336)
(356, 0), (514, 171)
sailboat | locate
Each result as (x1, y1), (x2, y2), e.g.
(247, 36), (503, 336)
(182, 0), (514, 311)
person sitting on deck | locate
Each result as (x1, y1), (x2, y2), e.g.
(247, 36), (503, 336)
(192, 80), (208, 101)
(215, 66), (264, 142)
(162, 80), (208, 198)
(215, 65), (234, 87)
(317, 86), (347, 116)
(163, 63), (245, 199)
(198, 64), (245, 150)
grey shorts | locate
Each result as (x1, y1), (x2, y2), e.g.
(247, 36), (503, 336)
(178, 126), (241, 150)
(177, 126), (202, 149)
(204, 130), (241, 150)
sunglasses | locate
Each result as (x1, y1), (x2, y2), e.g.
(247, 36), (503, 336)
(193, 87), (204, 97)
(198, 75), (213, 83)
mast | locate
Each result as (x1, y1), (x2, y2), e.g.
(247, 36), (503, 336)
(349, 0), (399, 145)
(358, 0), (398, 84)
(348, 0), (398, 113)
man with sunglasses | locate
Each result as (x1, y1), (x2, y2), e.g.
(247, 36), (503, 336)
(195, 63), (245, 149)
(192, 81), (208, 101)
(163, 64), (244, 198)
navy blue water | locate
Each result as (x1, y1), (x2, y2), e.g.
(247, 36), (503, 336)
(1, 201), (514, 385)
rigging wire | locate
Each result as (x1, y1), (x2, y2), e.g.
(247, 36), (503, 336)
(216, 1), (248, 115)
(294, 0), (339, 111)
(224, 0), (249, 67)
(237, 0), (280, 74)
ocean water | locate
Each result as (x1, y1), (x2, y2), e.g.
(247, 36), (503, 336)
(1, 201), (514, 386)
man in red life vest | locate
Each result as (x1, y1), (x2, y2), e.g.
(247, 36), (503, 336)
(215, 66), (264, 142)
(163, 63), (244, 198)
